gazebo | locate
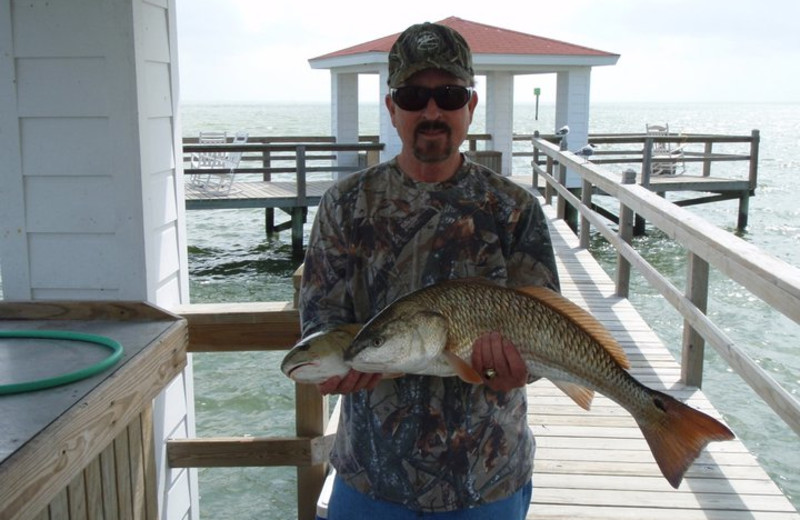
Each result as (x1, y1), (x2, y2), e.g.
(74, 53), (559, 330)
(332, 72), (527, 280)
(309, 16), (619, 176)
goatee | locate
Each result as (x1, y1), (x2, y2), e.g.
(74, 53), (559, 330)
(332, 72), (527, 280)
(413, 121), (452, 163)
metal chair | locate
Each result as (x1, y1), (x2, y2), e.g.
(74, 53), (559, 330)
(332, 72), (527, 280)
(646, 123), (685, 176)
(189, 131), (248, 194)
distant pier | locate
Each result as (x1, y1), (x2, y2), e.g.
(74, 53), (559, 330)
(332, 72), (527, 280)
(183, 130), (760, 254)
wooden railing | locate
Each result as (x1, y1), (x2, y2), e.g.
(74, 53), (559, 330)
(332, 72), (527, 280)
(530, 136), (800, 437)
(167, 296), (328, 520)
(181, 134), (493, 180)
(516, 130), (759, 186)
(182, 139), (384, 181)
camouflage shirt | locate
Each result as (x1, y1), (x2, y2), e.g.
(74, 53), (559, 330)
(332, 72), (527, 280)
(299, 156), (559, 512)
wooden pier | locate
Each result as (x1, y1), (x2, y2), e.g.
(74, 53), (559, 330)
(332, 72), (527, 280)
(171, 186), (800, 518)
(183, 131), (760, 254)
(310, 203), (798, 518)
(168, 129), (800, 519)
(183, 139), (380, 254)
(525, 205), (797, 519)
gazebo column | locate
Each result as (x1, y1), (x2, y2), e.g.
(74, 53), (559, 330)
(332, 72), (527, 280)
(484, 71), (514, 175)
(331, 72), (359, 178)
(555, 68), (592, 187)
(378, 67), (402, 162)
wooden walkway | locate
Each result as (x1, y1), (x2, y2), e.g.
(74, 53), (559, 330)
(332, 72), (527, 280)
(314, 198), (798, 519)
(527, 200), (797, 519)
(184, 174), (747, 211)
(184, 180), (334, 210)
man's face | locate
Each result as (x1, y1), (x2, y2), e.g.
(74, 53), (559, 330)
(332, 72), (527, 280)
(387, 69), (478, 165)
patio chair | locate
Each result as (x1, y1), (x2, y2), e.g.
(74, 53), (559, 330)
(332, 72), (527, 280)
(646, 123), (686, 176)
(190, 131), (248, 194)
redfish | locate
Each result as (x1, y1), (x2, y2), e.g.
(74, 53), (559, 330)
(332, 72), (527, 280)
(342, 278), (734, 488)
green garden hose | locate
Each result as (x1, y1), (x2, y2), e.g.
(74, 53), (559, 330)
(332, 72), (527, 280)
(0, 330), (124, 395)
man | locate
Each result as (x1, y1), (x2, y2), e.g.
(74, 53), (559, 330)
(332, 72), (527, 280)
(299, 21), (559, 518)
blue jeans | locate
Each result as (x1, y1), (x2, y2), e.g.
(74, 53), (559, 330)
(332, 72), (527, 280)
(321, 475), (532, 519)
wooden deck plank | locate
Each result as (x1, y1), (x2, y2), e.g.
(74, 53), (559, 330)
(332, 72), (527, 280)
(529, 199), (798, 519)
(184, 180), (334, 210)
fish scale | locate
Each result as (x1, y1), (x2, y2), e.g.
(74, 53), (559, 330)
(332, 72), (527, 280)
(389, 280), (631, 399)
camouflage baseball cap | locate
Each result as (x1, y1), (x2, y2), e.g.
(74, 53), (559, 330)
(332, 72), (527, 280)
(388, 22), (474, 87)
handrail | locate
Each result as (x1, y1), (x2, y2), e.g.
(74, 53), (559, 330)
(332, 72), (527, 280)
(169, 300), (328, 520)
(182, 142), (384, 176)
(530, 136), (800, 437)
(181, 136), (495, 189)
(515, 131), (759, 187)
(182, 142), (385, 215)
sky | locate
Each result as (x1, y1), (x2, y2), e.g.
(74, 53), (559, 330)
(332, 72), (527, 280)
(175, 0), (800, 104)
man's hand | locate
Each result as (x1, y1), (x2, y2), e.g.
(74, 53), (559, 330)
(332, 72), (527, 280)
(471, 331), (528, 392)
(317, 370), (382, 395)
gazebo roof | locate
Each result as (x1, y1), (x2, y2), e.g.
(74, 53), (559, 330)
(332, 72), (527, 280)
(310, 16), (619, 71)
(308, 16), (619, 176)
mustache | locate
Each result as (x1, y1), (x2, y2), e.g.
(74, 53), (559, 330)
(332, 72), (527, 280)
(415, 121), (451, 134)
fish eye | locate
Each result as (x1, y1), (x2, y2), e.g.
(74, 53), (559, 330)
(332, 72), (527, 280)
(371, 337), (384, 348)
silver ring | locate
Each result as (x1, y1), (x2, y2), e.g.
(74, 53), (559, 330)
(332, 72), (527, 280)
(484, 368), (497, 379)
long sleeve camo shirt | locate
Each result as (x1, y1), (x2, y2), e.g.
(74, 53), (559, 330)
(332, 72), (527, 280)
(299, 156), (559, 512)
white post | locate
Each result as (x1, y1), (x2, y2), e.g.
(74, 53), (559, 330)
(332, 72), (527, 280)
(331, 71), (360, 178)
(379, 66), (402, 162)
(484, 71), (514, 175)
(555, 68), (592, 187)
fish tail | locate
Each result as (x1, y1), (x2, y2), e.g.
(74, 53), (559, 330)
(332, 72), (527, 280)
(637, 390), (735, 488)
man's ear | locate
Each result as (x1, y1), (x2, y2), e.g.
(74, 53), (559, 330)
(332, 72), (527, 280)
(467, 90), (479, 123)
(385, 93), (398, 128)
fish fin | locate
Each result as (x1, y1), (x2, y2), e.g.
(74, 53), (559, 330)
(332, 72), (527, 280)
(441, 350), (483, 384)
(638, 390), (735, 488)
(516, 286), (631, 370)
(552, 380), (594, 410)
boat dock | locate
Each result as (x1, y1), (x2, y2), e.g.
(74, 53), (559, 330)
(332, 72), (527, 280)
(183, 139), (380, 254)
(309, 199), (798, 519)
(183, 130), (760, 254)
(171, 133), (799, 520)
(524, 204), (797, 519)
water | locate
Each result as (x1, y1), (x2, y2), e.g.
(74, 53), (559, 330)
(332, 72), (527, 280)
(183, 101), (800, 518)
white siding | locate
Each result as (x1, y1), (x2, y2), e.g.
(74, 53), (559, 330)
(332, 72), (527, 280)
(20, 117), (112, 175)
(0, 1), (196, 518)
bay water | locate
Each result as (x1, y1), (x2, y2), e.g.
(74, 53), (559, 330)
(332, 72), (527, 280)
(182, 101), (800, 518)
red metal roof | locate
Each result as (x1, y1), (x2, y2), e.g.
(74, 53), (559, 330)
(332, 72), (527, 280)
(312, 16), (617, 60)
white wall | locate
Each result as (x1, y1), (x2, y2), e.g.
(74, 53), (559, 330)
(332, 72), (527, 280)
(0, 0), (189, 303)
(0, 0), (196, 517)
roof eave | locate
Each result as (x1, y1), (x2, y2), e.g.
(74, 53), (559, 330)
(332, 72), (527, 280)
(309, 52), (619, 74)
(475, 54), (620, 68)
(309, 52), (388, 70)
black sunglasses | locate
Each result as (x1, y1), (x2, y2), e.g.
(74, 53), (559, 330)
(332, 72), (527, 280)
(390, 85), (474, 111)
